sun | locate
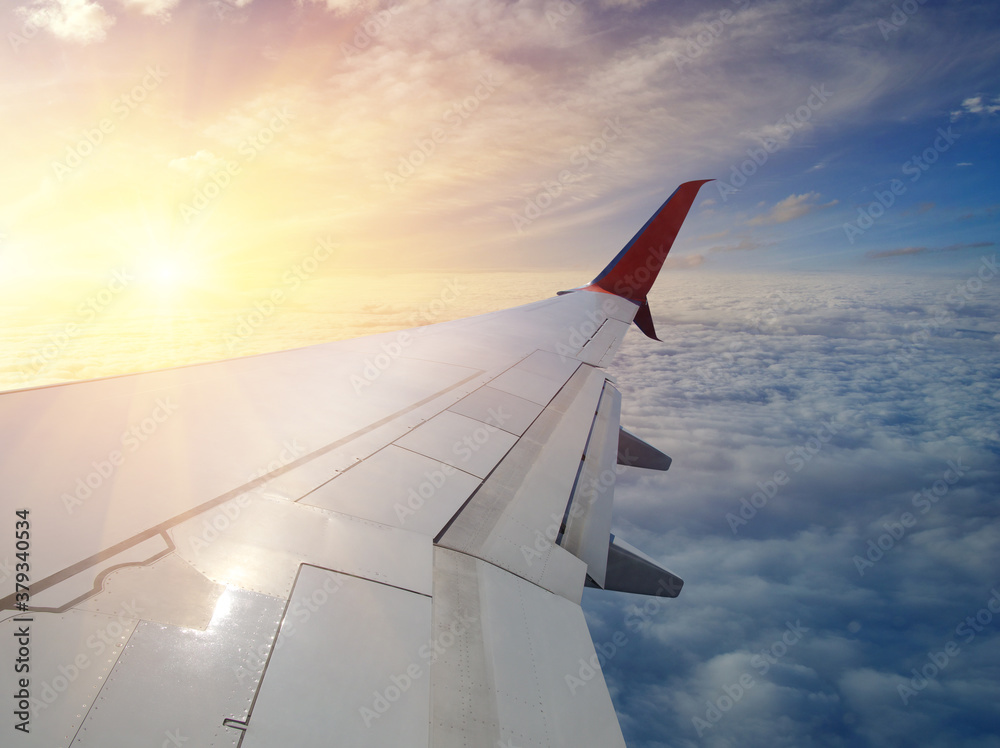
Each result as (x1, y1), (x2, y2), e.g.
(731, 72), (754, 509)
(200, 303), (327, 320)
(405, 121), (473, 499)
(153, 258), (181, 287)
(136, 251), (208, 303)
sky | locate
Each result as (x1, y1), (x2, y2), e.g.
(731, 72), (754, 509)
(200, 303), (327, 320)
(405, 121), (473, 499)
(2, 0), (999, 298)
(3, 0), (1000, 746)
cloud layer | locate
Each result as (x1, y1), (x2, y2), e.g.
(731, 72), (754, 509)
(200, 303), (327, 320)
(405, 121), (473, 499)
(585, 264), (1000, 747)
(3, 259), (997, 746)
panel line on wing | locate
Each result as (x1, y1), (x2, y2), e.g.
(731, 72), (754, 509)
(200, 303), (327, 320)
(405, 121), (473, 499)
(0, 372), (483, 612)
(67, 610), (145, 746)
(432, 361), (592, 546)
(385, 443), (485, 481)
(240, 565), (433, 747)
(286, 349), (546, 503)
(235, 562), (434, 733)
(554, 384), (609, 547)
(29, 531), (176, 614)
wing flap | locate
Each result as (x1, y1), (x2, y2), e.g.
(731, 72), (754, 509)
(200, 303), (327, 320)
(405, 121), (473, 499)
(437, 364), (611, 602)
(618, 427), (673, 471)
(70, 587), (284, 748)
(1, 609), (138, 747)
(429, 548), (626, 748)
(241, 566), (433, 748)
(559, 380), (622, 588)
(604, 534), (684, 598)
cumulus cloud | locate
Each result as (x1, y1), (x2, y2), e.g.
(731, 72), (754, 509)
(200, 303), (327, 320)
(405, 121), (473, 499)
(749, 192), (838, 226)
(16, 0), (115, 43)
(4, 261), (999, 748)
(950, 94), (1000, 121)
(15, 0), (183, 42)
(585, 269), (1000, 747)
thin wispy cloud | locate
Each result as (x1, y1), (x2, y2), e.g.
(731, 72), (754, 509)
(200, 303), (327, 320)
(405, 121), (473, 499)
(866, 241), (995, 260)
(708, 236), (771, 253)
(749, 192), (838, 226)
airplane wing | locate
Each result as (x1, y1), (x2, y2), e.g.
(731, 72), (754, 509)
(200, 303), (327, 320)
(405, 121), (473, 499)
(1, 180), (709, 747)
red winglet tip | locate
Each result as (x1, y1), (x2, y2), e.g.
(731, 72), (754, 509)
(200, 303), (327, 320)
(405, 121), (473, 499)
(591, 180), (712, 302)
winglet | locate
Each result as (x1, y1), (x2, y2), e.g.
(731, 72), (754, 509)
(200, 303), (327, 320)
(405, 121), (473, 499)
(587, 180), (711, 338)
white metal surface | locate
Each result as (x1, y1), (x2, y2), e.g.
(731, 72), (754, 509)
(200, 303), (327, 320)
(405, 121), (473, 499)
(75, 553), (225, 630)
(0, 283), (661, 748)
(488, 366), (568, 406)
(241, 565), (432, 748)
(170, 494), (434, 598)
(446, 385), (544, 436)
(480, 556), (627, 748)
(394, 409), (518, 479)
(299, 444), (482, 535)
(577, 318), (631, 367)
(0, 352), (479, 598)
(260, 370), (496, 502)
(599, 292), (642, 324)
(0, 290), (629, 611)
(428, 549), (501, 746)
(439, 365), (609, 601)
(72, 587), (285, 747)
(28, 534), (169, 611)
(515, 348), (585, 382)
(428, 548), (626, 748)
(560, 381), (622, 588)
(1, 608), (136, 748)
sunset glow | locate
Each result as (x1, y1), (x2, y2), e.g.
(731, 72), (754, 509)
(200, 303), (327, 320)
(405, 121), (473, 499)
(2, 3), (999, 745)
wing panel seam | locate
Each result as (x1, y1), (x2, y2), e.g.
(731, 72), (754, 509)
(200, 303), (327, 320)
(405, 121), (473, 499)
(0, 371), (483, 611)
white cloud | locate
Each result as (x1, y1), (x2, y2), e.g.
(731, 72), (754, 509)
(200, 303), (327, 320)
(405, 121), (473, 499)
(16, 0), (115, 44)
(117, 0), (181, 21)
(950, 94), (1000, 120)
(589, 269), (1000, 747)
(749, 192), (837, 225)
(662, 254), (704, 270)
(302, 0), (377, 15)
(708, 235), (769, 252)
(3, 262), (998, 748)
